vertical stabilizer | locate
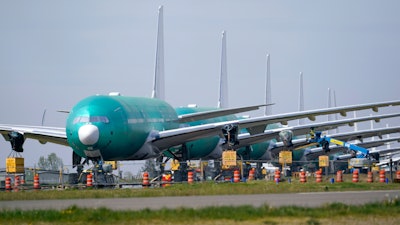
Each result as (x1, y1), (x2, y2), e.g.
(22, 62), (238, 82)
(386, 124), (392, 149)
(370, 115), (376, 151)
(151, 5), (165, 100)
(264, 54), (272, 116)
(353, 111), (359, 131)
(218, 31), (228, 108)
(333, 90), (339, 133)
(326, 88), (332, 134)
(298, 72), (304, 125)
(353, 111), (360, 143)
(327, 88), (332, 112)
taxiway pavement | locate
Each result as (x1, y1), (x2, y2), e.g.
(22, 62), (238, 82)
(1, 190), (399, 211)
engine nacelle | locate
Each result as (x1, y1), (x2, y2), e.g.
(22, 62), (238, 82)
(279, 130), (294, 147)
(222, 124), (239, 147)
(8, 131), (25, 152)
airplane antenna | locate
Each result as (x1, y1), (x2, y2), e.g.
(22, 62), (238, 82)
(41, 109), (46, 126)
(218, 31), (228, 108)
(264, 53), (272, 116)
(151, 5), (165, 100)
(298, 72), (304, 125)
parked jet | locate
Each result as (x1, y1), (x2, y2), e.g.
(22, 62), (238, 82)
(1, 6), (400, 176)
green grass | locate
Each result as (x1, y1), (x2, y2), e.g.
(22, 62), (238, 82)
(1, 199), (400, 225)
(1, 179), (399, 201)
(1, 178), (400, 224)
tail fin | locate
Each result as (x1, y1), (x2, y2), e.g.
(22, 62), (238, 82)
(218, 31), (228, 108)
(298, 72), (304, 125)
(333, 90), (339, 133)
(151, 5), (165, 100)
(264, 54), (272, 116)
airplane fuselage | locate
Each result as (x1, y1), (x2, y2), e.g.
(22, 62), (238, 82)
(65, 94), (274, 162)
(66, 95), (179, 160)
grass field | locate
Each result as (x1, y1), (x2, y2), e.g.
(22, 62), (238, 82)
(1, 178), (400, 224)
(1, 177), (399, 201)
(1, 199), (400, 225)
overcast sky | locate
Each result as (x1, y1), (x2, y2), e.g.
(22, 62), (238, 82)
(0, 1), (399, 171)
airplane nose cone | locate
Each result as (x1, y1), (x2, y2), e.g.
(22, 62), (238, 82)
(78, 124), (99, 146)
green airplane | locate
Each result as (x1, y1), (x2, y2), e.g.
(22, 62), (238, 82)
(1, 6), (400, 178)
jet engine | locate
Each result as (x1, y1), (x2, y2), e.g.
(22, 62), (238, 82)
(7, 131), (25, 152)
(279, 130), (294, 148)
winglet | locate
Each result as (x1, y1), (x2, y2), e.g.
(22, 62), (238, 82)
(151, 5), (165, 100)
(218, 31), (228, 108)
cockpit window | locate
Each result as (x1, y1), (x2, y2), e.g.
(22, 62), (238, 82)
(73, 116), (109, 124)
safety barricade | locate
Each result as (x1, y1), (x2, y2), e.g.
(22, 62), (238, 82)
(315, 170), (322, 183)
(86, 173), (93, 187)
(161, 174), (167, 187)
(248, 168), (255, 181)
(336, 171), (343, 182)
(379, 170), (386, 183)
(274, 170), (281, 183)
(142, 172), (150, 188)
(33, 174), (40, 190)
(14, 175), (20, 192)
(188, 171), (194, 184)
(352, 169), (359, 183)
(5, 177), (11, 191)
(367, 171), (373, 183)
(300, 171), (306, 183)
(233, 170), (240, 183)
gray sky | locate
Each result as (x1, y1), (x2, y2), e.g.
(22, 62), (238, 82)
(1, 1), (399, 171)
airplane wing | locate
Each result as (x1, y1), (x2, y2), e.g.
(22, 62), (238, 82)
(1, 100), (400, 156)
(240, 100), (400, 135)
(153, 112), (400, 152)
(269, 125), (400, 156)
(234, 113), (400, 149)
(0, 124), (68, 147)
(306, 136), (400, 161)
(325, 126), (400, 142)
(335, 148), (400, 161)
(177, 104), (269, 123)
(374, 150), (400, 166)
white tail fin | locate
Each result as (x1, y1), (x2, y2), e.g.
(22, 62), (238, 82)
(218, 31), (228, 108)
(264, 54), (272, 116)
(333, 90), (339, 133)
(370, 115), (376, 151)
(151, 5), (165, 100)
(353, 111), (360, 143)
(386, 124), (391, 149)
(298, 72), (304, 125)
(326, 88), (332, 134)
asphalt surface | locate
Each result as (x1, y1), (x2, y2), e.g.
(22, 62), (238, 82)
(1, 190), (399, 211)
